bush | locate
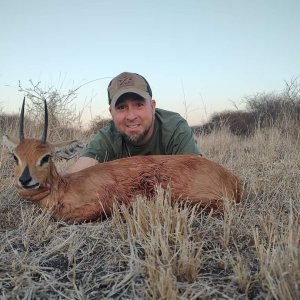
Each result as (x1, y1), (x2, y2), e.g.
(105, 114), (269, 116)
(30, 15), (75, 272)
(195, 78), (300, 137)
(246, 78), (300, 125)
(193, 111), (257, 137)
(0, 114), (19, 135)
(17, 80), (84, 142)
(86, 115), (112, 135)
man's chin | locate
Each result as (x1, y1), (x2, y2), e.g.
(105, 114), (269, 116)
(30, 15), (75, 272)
(124, 136), (141, 145)
(121, 124), (152, 146)
(123, 133), (145, 146)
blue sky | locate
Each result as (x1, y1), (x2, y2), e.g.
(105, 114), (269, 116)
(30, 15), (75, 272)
(1, 0), (299, 126)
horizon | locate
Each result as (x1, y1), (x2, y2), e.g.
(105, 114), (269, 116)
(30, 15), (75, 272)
(1, 0), (299, 126)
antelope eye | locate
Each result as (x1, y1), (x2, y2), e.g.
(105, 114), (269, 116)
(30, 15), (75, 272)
(40, 154), (51, 166)
(12, 154), (19, 165)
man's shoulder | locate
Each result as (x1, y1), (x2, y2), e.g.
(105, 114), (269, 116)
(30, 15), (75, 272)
(154, 108), (190, 143)
(154, 108), (200, 155)
(155, 108), (185, 125)
(96, 121), (119, 138)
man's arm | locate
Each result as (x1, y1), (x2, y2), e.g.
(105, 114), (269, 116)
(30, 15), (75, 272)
(65, 157), (99, 174)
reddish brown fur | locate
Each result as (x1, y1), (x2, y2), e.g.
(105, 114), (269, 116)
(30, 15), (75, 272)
(13, 139), (242, 223)
(14, 139), (53, 185)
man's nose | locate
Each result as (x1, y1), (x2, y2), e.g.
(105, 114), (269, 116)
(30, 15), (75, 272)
(125, 107), (137, 120)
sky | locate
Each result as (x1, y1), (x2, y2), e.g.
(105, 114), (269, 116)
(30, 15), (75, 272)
(1, 0), (300, 126)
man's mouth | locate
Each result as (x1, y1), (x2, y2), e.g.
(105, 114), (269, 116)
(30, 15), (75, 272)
(126, 124), (140, 129)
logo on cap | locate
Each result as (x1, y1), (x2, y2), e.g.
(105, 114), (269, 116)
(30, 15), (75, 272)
(118, 74), (134, 88)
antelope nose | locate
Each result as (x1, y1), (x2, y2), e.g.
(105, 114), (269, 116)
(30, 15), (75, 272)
(19, 166), (32, 186)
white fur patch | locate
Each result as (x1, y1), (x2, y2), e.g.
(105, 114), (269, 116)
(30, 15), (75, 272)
(2, 135), (18, 153)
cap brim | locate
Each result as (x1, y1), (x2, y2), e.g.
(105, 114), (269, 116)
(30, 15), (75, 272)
(110, 88), (150, 107)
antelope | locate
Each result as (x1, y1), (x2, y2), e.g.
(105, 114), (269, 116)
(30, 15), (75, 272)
(3, 98), (242, 223)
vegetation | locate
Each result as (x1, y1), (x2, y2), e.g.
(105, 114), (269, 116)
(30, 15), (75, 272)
(0, 83), (299, 299)
(17, 80), (86, 141)
(194, 78), (300, 139)
(86, 115), (112, 135)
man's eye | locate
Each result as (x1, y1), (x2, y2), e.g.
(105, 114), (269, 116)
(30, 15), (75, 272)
(134, 101), (145, 108)
(116, 105), (125, 110)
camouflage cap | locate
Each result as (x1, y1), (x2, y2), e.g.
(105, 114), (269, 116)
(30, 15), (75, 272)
(107, 72), (152, 107)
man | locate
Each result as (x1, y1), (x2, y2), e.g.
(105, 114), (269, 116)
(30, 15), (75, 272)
(18, 72), (201, 200)
(68, 71), (201, 173)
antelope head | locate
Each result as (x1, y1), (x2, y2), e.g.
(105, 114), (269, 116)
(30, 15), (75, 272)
(2, 98), (85, 190)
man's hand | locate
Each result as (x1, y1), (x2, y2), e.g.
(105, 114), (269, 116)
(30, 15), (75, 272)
(66, 157), (98, 174)
(16, 184), (51, 202)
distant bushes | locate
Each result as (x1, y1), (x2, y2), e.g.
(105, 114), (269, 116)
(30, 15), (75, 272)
(3, 78), (300, 140)
(0, 111), (83, 142)
(194, 78), (300, 137)
(86, 115), (111, 135)
(17, 80), (84, 141)
(0, 114), (19, 134)
(193, 111), (257, 136)
(1, 79), (110, 141)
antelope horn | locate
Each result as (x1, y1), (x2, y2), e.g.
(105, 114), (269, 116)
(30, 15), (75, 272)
(19, 97), (25, 142)
(41, 99), (48, 144)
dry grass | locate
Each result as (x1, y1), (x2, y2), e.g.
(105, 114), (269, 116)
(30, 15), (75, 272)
(0, 123), (299, 299)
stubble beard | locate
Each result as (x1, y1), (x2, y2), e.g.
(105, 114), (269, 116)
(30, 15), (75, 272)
(122, 115), (154, 146)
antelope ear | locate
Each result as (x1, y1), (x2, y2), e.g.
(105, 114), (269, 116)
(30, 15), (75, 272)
(52, 140), (86, 160)
(2, 135), (19, 153)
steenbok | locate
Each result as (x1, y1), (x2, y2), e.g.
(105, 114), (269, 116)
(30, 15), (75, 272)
(3, 98), (242, 223)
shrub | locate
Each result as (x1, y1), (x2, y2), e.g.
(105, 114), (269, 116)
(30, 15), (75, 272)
(86, 115), (112, 135)
(17, 80), (84, 142)
(246, 78), (300, 125)
(0, 114), (19, 135)
(196, 78), (300, 137)
(193, 111), (257, 137)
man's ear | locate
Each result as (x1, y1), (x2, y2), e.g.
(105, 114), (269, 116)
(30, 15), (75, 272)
(52, 140), (86, 160)
(2, 135), (19, 153)
(151, 99), (156, 113)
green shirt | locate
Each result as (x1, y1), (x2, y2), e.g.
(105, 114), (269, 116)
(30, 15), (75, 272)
(82, 108), (201, 162)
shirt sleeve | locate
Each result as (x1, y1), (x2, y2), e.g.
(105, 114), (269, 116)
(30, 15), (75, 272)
(166, 120), (202, 155)
(80, 131), (108, 162)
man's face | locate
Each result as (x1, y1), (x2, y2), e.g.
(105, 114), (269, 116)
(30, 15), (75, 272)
(109, 93), (156, 145)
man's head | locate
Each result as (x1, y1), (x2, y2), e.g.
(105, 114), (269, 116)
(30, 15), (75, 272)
(108, 72), (156, 146)
(108, 72), (152, 107)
